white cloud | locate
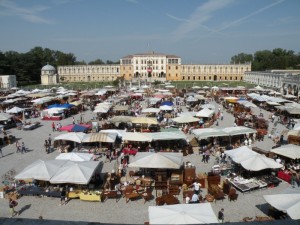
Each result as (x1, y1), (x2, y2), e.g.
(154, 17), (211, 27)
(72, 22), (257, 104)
(170, 0), (235, 40)
(0, 0), (54, 24)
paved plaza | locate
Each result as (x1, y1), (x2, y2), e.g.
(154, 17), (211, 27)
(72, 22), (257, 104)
(0, 98), (293, 224)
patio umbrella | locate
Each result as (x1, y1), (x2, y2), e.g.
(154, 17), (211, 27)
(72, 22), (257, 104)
(240, 154), (283, 171)
(192, 86), (201, 89)
(55, 152), (93, 161)
(149, 203), (218, 224)
(142, 108), (160, 113)
(270, 144), (300, 159)
(264, 187), (300, 220)
(0, 113), (13, 121)
(159, 105), (173, 111)
(109, 116), (134, 124)
(81, 132), (117, 143)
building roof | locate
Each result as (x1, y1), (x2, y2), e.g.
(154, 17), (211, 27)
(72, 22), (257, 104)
(121, 52), (180, 59)
(42, 64), (56, 71)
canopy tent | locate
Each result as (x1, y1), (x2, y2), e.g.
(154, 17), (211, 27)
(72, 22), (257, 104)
(81, 132), (117, 143)
(109, 116), (134, 124)
(48, 103), (74, 109)
(113, 105), (129, 111)
(196, 108), (215, 118)
(15, 160), (67, 181)
(99, 129), (126, 138)
(159, 105), (173, 111)
(240, 154), (282, 171)
(142, 108), (160, 113)
(173, 116), (199, 124)
(271, 144), (300, 159)
(225, 146), (257, 164)
(237, 100), (257, 108)
(6, 106), (25, 114)
(55, 153), (93, 161)
(50, 161), (100, 184)
(129, 152), (183, 169)
(178, 112), (197, 117)
(122, 132), (152, 142)
(192, 128), (227, 140)
(150, 131), (186, 141)
(54, 132), (86, 143)
(222, 126), (257, 136)
(149, 203), (218, 224)
(131, 117), (158, 125)
(71, 124), (91, 132)
(264, 187), (300, 220)
(42, 108), (64, 116)
(0, 113), (13, 121)
(161, 101), (173, 106)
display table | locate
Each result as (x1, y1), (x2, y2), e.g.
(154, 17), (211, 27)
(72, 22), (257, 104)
(18, 186), (60, 198)
(67, 190), (81, 199)
(125, 191), (140, 203)
(42, 116), (62, 121)
(79, 192), (101, 201)
(23, 122), (40, 130)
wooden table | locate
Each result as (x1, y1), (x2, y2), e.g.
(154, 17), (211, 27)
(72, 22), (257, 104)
(125, 192), (140, 203)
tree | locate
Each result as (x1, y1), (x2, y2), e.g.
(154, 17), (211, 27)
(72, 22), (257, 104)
(231, 53), (253, 64)
(88, 59), (104, 65)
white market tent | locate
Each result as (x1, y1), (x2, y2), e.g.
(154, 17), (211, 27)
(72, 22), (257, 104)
(151, 131), (186, 141)
(15, 160), (67, 181)
(0, 113), (13, 121)
(81, 132), (117, 143)
(55, 152), (93, 161)
(122, 132), (152, 142)
(6, 106), (25, 114)
(99, 129), (126, 138)
(159, 105), (173, 111)
(131, 117), (158, 125)
(149, 203), (218, 224)
(142, 108), (161, 113)
(264, 187), (300, 220)
(222, 126), (257, 136)
(129, 152), (183, 169)
(196, 108), (215, 118)
(42, 108), (64, 116)
(54, 132), (86, 143)
(240, 154), (282, 171)
(270, 144), (300, 159)
(225, 146), (257, 164)
(192, 128), (227, 140)
(50, 161), (100, 184)
(173, 116), (199, 124)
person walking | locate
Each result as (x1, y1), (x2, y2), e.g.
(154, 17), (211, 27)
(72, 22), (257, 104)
(190, 180), (201, 195)
(60, 187), (66, 206)
(0, 146), (3, 158)
(9, 198), (18, 218)
(218, 208), (224, 223)
(52, 122), (55, 132)
(48, 134), (52, 146)
(21, 142), (26, 153)
(16, 141), (21, 153)
(44, 140), (49, 154)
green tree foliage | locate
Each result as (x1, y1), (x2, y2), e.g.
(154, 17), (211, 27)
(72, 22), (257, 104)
(231, 48), (300, 71)
(231, 53), (253, 64)
(88, 59), (105, 65)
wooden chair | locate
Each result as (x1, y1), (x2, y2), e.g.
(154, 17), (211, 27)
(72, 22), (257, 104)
(142, 188), (153, 204)
(228, 188), (238, 202)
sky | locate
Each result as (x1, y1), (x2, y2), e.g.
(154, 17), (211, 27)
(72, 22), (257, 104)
(0, 0), (299, 64)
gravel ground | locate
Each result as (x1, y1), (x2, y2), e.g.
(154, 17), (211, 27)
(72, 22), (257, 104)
(0, 100), (292, 224)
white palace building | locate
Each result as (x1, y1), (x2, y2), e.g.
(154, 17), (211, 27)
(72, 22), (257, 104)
(41, 52), (251, 85)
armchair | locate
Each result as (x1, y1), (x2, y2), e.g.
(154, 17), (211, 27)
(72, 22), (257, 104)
(228, 188), (238, 202)
(142, 188), (153, 204)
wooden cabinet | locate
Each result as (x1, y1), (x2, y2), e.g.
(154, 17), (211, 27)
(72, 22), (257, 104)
(184, 167), (196, 185)
(155, 171), (168, 191)
(169, 170), (183, 185)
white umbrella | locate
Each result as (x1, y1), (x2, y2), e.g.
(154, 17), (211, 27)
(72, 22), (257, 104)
(0, 113), (13, 121)
(191, 86), (201, 89)
(149, 203), (219, 224)
(122, 132), (152, 142)
(264, 187), (300, 220)
(240, 154), (283, 171)
(165, 85), (175, 88)
(81, 132), (117, 143)
(225, 146), (257, 164)
(196, 108), (215, 117)
(203, 86), (210, 89)
(186, 96), (198, 102)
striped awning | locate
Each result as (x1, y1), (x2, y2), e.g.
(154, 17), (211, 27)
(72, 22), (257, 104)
(81, 133), (117, 143)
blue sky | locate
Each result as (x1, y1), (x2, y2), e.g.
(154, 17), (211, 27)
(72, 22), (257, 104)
(0, 0), (299, 64)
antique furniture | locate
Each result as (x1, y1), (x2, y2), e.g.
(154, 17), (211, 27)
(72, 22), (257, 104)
(184, 166), (196, 186)
(103, 190), (121, 202)
(228, 188), (238, 201)
(141, 188), (153, 204)
(125, 192), (140, 203)
(168, 185), (180, 196)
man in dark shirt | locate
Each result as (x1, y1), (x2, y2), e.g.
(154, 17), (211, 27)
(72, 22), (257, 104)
(218, 208), (224, 222)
